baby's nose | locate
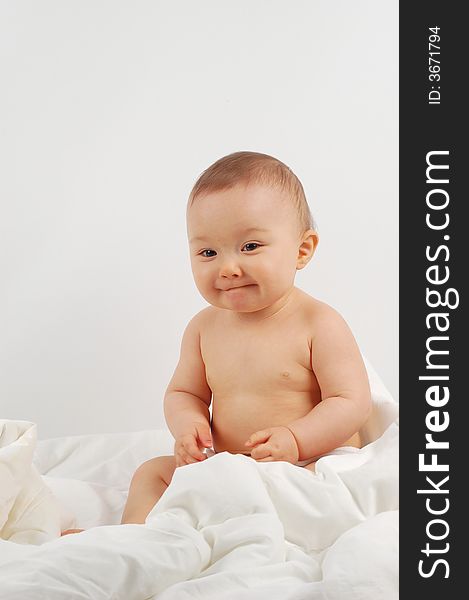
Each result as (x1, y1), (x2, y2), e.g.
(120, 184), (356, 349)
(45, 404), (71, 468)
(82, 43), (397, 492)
(219, 259), (242, 278)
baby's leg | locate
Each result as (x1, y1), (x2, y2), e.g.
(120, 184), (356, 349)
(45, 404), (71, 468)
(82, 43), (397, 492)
(121, 455), (176, 524)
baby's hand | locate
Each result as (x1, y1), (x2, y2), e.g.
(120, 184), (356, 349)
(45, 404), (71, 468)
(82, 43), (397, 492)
(245, 426), (299, 464)
(174, 422), (213, 467)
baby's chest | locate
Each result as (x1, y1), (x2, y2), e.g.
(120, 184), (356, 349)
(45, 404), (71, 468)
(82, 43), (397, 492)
(201, 328), (313, 393)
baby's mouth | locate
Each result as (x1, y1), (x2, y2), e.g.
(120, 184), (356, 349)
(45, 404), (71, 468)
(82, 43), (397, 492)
(223, 284), (256, 292)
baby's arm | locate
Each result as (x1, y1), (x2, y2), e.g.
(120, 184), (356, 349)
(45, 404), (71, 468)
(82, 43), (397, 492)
(286, 305), (372, 461)
(164, 312), (213, 465)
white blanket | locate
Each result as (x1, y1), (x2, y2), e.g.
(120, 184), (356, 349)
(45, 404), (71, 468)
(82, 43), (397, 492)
(0, 420), (61, 544)
(0, 427), (398, 599)
(0, 359), (398, 599)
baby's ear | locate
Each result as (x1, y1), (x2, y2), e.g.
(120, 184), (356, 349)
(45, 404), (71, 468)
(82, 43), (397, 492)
(296, 230), (319, 270)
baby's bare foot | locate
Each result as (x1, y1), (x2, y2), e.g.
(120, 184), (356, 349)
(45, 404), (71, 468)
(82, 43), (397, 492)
(61, 528), (84, 536)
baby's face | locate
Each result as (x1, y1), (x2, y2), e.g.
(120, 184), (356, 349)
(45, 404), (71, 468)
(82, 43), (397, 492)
(187, 183), (309, 314)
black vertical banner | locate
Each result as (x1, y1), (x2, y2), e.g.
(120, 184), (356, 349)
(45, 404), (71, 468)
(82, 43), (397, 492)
(400, 2), (464, 595)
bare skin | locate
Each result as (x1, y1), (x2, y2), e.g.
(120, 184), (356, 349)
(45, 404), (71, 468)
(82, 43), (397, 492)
(120, 184), (372, 525)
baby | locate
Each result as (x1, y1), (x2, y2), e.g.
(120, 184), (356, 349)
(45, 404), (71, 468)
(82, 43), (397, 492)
(120, 151), (372, 525)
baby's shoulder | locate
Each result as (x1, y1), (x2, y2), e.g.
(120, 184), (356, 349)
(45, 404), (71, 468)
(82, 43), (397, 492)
(295, 289), (348, 330)
(187, 305), (223, 332)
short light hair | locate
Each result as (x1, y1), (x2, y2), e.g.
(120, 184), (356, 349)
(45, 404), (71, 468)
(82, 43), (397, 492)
(188, 151), (315, 233)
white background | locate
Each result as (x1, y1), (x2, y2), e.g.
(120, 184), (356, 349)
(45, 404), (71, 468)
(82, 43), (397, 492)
(0, 0), (398, 439)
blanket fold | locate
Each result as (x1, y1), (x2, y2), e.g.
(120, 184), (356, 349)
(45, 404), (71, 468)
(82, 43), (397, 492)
(0, 420), (61, 545)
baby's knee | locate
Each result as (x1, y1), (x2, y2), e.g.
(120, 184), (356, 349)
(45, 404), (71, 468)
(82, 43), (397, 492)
(132, 455), (175, 485)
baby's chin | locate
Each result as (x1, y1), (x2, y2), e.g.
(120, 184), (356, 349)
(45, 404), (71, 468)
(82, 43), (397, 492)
(205, 287), (268, 313)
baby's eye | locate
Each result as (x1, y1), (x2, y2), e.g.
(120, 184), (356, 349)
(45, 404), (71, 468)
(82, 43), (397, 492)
(242, 242), (260, 252)
(199, 249), (217, 258)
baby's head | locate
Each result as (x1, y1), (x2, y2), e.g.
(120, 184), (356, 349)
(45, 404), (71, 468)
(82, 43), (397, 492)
(186, 151), (318, 314)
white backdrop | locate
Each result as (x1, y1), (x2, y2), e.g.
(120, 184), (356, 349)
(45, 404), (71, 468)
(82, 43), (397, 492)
(0, 0), (398, 439)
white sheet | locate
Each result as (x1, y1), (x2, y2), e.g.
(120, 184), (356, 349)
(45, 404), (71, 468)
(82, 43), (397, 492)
(0, 358), (398, 598)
